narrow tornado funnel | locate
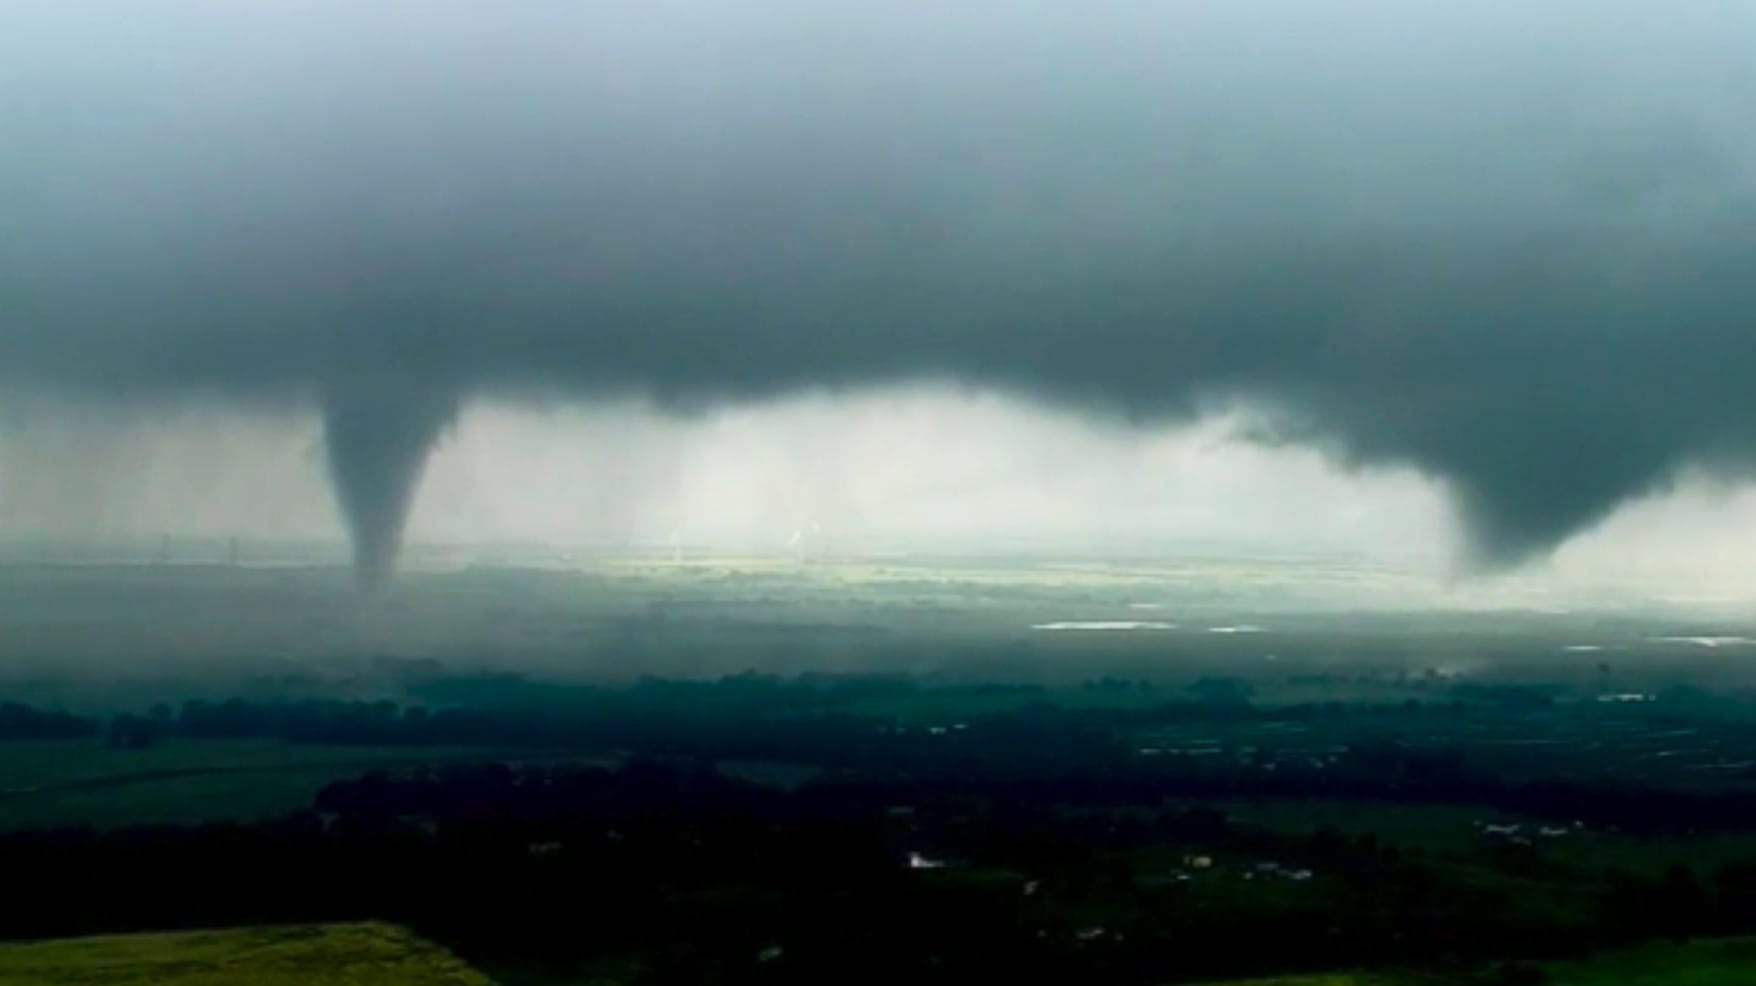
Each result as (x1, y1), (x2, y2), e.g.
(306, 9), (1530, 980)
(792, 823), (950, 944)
(322, 381), (457, 592)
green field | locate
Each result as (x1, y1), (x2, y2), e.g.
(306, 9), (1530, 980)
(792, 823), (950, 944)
(0, 923), (491, 984)
(1206, 938), (1756, 984)
(0, 739), (598, 831)
(1537, 938), (1756, 984)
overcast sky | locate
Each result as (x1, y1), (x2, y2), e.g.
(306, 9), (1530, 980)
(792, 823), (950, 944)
(4, 1), (1754, 585)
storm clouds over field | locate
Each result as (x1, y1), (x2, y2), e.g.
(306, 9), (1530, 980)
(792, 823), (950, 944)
(4, 1), (1755, 580)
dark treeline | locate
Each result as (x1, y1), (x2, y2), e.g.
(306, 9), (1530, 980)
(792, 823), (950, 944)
(0, 702), (96, 741)
(154, 672), (1576, 748)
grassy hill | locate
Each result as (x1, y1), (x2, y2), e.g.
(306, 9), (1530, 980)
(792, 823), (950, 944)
(0, 922), (491, 985)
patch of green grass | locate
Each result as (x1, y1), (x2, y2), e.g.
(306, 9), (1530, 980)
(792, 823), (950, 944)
(1216, 798), (1508, 853)
(0, 739), (594, 831)
(1195, 938), (1756, 985)
(1212, 798), (1756, 885)
(1538, 937), (1756, 984)
(0, 764), (388, 830)
(0, 922), (492, 985)
(0, 740), (504, 794)
(1546, 831), (1756, 879)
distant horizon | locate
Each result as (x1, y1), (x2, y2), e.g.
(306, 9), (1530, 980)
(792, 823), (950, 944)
(5, 538), (1755, 618)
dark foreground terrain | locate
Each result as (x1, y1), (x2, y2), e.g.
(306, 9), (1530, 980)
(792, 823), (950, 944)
(6, 557), (1756, 982)
(5, 670), (1756, 983)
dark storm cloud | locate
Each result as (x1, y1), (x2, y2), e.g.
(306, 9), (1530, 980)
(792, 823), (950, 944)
(3, 0), (1754, 578)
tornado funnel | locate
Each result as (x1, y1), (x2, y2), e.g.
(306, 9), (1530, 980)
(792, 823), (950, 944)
(322, 382), (456, 592)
